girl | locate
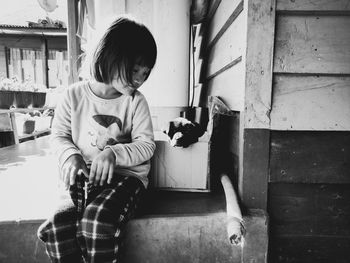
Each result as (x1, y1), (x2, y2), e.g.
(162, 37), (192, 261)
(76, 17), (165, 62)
(38, 15), (157, 263)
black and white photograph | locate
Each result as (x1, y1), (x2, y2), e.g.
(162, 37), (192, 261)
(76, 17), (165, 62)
(0, 0), (349, 262)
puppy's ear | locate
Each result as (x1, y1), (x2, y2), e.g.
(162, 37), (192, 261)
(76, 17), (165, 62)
(162, 121), (177, 139)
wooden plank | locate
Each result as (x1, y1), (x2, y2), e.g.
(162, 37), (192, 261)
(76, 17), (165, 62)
(0, 35), (67, 50)
(271, 75), (350, 130)
(9, 113), (19, 144)
(41, 38), (49, 88)
(207, 11), (246, 77)
(244, 0), (276, 129)
(67, 0), (80, 84)
(205, 61), (245, 111)
(241, 129), (270, 209)
(19, 129), (51, 142)
(269, 183), (350, 236)
(270, 131), (350, 183)
(269, 235), (350, 263)
(207, 56), (242, 81)
(0, 107), (54, 114)
(19, 49), (24, 82)
(5, 46), (9, 77)
(277, 0), (350, 12)
(207, 0), (244, 51)
(274, 16), (350, 74)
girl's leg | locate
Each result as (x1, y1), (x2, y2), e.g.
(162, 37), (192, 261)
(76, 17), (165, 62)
(78, 176), (144, 263)
(37, 197), (83, 263)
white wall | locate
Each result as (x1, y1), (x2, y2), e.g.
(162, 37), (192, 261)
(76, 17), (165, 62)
(82, 0), (191, 107)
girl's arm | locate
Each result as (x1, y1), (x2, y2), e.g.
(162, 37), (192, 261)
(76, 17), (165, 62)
(51, 88), (82, 169)
(106, 93), (156, 167)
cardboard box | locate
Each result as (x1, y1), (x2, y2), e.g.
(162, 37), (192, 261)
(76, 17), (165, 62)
(149, 131), (210, 192)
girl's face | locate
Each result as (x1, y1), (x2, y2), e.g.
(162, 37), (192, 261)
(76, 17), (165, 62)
(111, 64), (151, 96)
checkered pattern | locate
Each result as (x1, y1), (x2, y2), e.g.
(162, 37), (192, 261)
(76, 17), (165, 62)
(38, 175), (144, 263)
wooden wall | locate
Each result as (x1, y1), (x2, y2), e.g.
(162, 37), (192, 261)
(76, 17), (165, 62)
(269, 0), (350, 262)
(201, 0), (350, 262)
(200, 0), (276, 209)
(197, 0), (247, 193)
(0, 46), (7, 77)
(204, 0), (245, 112)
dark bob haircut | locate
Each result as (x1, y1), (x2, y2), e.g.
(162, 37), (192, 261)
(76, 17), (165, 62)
(90, 16), (157, 86)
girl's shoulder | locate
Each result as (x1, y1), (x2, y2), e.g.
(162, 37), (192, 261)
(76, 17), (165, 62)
(64, 81), (88, 97)
(132, 90), (146, 102)
(68, 81), (88, 92)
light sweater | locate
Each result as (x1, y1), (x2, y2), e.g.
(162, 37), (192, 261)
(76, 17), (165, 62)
(51, 81), (155, 188)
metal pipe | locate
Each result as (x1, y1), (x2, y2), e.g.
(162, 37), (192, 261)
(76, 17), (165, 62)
(220, 173), (246, 246)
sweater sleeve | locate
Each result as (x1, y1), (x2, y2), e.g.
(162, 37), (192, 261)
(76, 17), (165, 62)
(51, 87), (82, 168)
(106, 93), (156, 167)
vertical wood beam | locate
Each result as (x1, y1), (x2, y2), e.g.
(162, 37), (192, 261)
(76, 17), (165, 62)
(244, 0), (275, 129)
(41, 38), (49, 88)
(9, 113), (19, 144)
(11, 49), (18, 78)
(67, 0), (80, 85)
(19, 49), (24, 82)
(4, 46), (9, 78)
(241, 129), (270, 209)
(240, 0), (276, 209)
(32, 50), (37, 83)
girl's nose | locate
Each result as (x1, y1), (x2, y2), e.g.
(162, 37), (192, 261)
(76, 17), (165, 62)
(133, 74), (145, 86)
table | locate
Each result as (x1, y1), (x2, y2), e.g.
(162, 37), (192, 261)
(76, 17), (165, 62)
(0, 136), (65, 222)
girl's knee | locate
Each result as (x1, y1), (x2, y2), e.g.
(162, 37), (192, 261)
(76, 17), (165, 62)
(37, 206), (77, 242)
(81, 205), (119, 237)
(37, 219), (51, 242)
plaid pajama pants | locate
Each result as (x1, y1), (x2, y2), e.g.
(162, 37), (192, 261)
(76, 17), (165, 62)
(37, 175), (145, 263)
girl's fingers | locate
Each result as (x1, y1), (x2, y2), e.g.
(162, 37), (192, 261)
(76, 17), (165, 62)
(64, 167), (72, 189)
(107, 165), (114, 184)
(70, 168), (77, 186)
(100, 165), (109, 186)
(81, 166), (89, 179)
(94, 164), (103, 186)
(68, 167), (77, 189)
(89, 163), (97, 184)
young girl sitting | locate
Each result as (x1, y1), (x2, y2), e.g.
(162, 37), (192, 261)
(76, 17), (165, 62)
(37, 15), (157, 263)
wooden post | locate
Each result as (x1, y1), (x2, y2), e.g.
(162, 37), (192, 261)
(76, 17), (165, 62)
(9, 113), (19, 144)
(67, 0), (80, 85)
(4, 46), (9, 78)
(31, 50), (37, 83)
(19, 49), (24, 82)
(240, 0), (276, 210)
(41, 38), (49, 88)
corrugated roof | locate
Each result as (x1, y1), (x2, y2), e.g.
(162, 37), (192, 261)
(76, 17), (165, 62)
(0, 24), (67, 37)
(0, 24), (66, 30)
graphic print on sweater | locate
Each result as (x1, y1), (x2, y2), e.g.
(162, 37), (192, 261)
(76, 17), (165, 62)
(88, 115), (122, 150)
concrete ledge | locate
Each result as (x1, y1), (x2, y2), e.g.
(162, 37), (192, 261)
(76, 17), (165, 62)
(0, 220), (49, 263)
(125, 209), (268, 263)
(0, 192), (268, 263)
(0, 138), (268, 262)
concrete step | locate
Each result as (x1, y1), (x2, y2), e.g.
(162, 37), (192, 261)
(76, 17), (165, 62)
(0, 192), (268, 263)
(124, 209), (267, 263)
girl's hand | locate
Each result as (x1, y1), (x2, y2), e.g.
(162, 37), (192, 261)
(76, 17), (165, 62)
(89, 148), (116, 186)
(61, 154), (89, 190)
